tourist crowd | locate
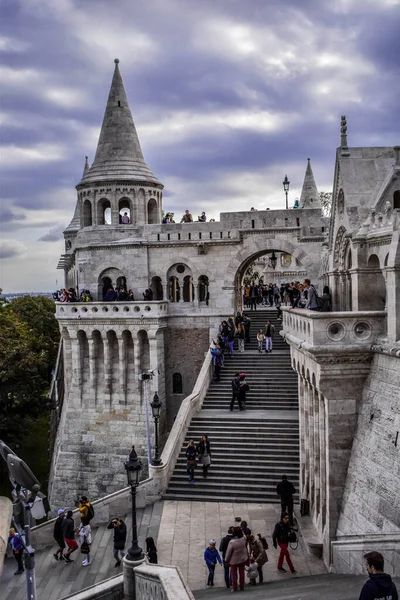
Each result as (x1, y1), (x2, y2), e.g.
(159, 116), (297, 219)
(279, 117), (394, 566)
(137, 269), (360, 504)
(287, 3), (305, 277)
(243, 280), (332, 312)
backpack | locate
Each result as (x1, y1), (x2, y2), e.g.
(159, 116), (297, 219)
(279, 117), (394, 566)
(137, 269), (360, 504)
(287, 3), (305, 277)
(259, 535), (268, 550)
(87, 503), (94, 521)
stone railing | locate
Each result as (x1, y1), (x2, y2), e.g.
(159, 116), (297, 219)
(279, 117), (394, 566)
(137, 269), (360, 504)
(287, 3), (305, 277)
(31, 481), (150, 549)
(56, 301), (169, 320)
(331, 534), (400, 576)
(148, 350), (214, 497)
(0, 497), (12, 577)
(135, 562), (194, 600)
(60, 574), (123, 600)
(281, 308), (387, 353)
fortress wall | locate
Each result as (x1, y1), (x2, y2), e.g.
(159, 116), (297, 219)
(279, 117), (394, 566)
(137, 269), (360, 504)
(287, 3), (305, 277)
(165, 324), (210, 428)
(337, 352), (400, 537)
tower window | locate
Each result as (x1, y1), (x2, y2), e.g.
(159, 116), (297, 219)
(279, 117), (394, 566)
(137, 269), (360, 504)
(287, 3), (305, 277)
(118, 101), (121, 107)
(173, 373), (183, 394)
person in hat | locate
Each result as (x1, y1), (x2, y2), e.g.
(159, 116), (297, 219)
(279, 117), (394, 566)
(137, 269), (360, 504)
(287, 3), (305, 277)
(204, 539), (222, 586)
(53, 509), (66, 561)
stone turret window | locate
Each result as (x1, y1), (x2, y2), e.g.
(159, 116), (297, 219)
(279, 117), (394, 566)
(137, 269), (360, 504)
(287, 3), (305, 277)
(83, 199), (92, 227)
(98, 198), (111, 225)
(151, 276), (163, 300)
(394, 190), (400, 209)
(198, 275), (209, 302)
(148, 198), (158, 224)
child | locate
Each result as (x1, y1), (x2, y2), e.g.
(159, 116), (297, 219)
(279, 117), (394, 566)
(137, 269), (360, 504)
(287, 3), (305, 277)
(246, 556), (259, 585)
(257, 329), (265, 353)
(145, 537), (158, 564)
(204, 539), (222, 586)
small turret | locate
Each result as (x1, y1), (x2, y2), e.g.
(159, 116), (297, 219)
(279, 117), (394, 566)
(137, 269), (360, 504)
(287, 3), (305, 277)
(299, 158), (320, 209)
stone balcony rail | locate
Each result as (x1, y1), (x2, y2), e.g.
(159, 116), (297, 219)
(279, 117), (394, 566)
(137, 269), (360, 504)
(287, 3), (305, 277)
(56, 300), (169, 320)
(281, 307), (387, 353)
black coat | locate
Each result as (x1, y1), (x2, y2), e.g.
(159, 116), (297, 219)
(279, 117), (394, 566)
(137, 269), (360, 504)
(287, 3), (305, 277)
(53, 516), (64, 539)
(272, 521), (291, 545)
(219, 534), (233, 559)
(276, 479), (296, 502)
(359, 573), (398, 600)
(197, 440), (211, 456)
(62, 517), (75, 540)
(107, 520), (127, 549)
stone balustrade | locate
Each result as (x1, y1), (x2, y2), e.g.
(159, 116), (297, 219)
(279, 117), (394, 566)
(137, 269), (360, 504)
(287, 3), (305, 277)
(56, 301), (169, 320)
(281, 307), (387, 351)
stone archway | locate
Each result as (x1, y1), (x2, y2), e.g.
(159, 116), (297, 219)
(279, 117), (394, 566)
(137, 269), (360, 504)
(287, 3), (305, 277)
(223, 236), (316, 311)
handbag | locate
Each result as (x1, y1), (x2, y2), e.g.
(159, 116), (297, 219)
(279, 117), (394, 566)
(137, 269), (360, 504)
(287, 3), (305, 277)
(81, 536), (90, 554)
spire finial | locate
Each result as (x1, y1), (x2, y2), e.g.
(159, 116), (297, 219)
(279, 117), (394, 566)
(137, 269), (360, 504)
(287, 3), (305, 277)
(114, 58), (119, 64)
(82, 155), (90, 177)
(340, 115), (348, 148)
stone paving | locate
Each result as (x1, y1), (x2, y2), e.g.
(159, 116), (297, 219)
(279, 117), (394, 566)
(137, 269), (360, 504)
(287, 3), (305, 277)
(157, 500), (327, 592)
(1, 501), (163, 600)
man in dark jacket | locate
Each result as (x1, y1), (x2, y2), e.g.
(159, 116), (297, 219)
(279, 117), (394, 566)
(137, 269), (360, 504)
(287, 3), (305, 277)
(231, 373), (242, 411)
(63, 510), (78, 563)
(276, 475), (296, 525)
(107, 518), (127, 567)
(272, 513), (296, 574)
(359, 551), (398, 600)
(8, 528), (24, 575)
(219, 526), (234, 589)
(53, 509), (66, 561)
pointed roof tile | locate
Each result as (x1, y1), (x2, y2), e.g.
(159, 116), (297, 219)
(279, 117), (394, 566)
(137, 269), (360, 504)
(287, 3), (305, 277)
(300, 158), (320, 209)
(80, 59), (162, 186)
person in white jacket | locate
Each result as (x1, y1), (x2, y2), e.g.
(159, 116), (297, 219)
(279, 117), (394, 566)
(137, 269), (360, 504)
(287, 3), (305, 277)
(78, 518), (92, 567)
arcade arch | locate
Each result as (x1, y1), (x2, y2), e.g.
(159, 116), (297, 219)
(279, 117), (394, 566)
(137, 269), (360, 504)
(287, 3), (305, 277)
(83, 199), (92, 227)
(119, 197), (132, 224)
(98, 267), (126, 299)
(148, 198), (158, 224)
(98, 198), (111, 225)
(167, 263), (193, 303)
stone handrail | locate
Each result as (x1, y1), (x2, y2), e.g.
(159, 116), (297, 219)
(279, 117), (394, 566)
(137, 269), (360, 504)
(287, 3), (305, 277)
(0, 497), (12, 577)
(148, 350), (214, 497)
(281, 308), (386, 352)
(56, 300), (169, 320)
(331, 534), (400, 576)
(135, 562), (194, 600)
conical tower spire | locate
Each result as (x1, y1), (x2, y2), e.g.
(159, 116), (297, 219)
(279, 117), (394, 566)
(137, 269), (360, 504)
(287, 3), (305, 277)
(80, 59), (162, 186)
(299, 158), (320, 209)
(82, 156), (90, 178)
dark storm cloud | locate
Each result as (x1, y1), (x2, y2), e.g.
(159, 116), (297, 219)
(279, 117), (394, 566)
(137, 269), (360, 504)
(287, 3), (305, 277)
(38, 225), (65, 242)
(1, 0), (400, 290)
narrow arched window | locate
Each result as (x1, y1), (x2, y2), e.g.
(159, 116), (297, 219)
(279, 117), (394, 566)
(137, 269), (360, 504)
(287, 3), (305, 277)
(173, 373), (183, 394)
(394, 190), (400, 209)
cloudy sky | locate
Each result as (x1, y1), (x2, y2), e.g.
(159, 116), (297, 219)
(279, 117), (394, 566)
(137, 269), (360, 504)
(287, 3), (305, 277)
(1, 0), (399, 292)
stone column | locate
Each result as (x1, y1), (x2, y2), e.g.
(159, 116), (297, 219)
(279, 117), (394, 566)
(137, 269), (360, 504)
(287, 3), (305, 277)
(302, 376), (310, 499)
(298, 374), (306, 498)
(134, 336), (142, 401)
(103, 331), (112, 406)
(313, 385), (320, 518)
(385, 266), (400, 343)
(88, 336), (96, 407)
(307, 380), (315, 505)
(177, 278), (183, 303)
(319, 393), (327, 534)
(70, 331), (82, 406)
(119, 332), (128, 406)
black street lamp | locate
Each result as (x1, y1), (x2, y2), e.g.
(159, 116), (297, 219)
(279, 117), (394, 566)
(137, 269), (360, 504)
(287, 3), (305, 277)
(270, 252), (278, 270)
(150, 393), (163, 466)
(124, 446), (143, 561)
(283, 175), (290, 210)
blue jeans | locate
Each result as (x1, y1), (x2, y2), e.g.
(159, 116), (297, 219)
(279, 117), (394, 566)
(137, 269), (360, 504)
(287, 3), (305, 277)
(207, 563), (216, 584)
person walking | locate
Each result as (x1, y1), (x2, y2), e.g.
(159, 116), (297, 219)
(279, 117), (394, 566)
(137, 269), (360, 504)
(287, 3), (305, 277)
(359, 551), (398, 600)
(204, 539), (222, 586)
(225, 526), (249, 592)
(186, 439), (197, 484)
(211, 344), (223, 381)
(303, 279), (319, 311)
(63, 510), (78, 563)
(320, 285), (332, 312)
(272, 513), (296, 574)
(219, 526), (234, 589)
(231, 373), (242, 412)
(197, 434), (211, 478)
(8, 528), (24, 575)
(276, 296), (283, 320)
(107, 517), (127, 567)
(78, 496), (94, 523)
(243, 315), (251, 344)
(239, 374), (249, 410)
(227, 326), (235, 357)
(276, 475), (296, 526)
(248, 534), (268, 583)
(78, 517), (92, 567)
(53, 509), (66, 561)
(264, 320), (275, 353)
(145, 537), (158, 564)
(257, 328), (265, 353)
(237, 323), (245, 353)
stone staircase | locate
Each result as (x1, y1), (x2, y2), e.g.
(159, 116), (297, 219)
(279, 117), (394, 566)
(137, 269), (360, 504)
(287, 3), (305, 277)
(164, 308), (300, 502)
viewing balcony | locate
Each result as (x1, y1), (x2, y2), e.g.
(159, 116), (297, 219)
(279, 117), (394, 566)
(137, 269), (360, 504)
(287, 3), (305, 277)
(56, 300), (169, 320)
(281, 307), (387, 353)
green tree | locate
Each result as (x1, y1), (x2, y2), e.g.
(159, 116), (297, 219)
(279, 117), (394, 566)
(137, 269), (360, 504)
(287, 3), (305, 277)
(320, 191), (333, 216)
(0, 296), (60, 490)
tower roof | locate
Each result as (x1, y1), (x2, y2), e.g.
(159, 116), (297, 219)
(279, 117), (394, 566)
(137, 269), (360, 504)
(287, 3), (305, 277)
(79, 59), (162, 186)
(299, 158), (320, 209)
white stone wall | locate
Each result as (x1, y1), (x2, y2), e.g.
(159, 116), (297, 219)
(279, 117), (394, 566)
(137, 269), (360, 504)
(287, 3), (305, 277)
(337, 351), (400, 536)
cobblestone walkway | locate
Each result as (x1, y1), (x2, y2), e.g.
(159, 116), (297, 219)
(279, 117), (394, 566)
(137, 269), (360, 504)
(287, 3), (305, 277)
(1, 501), (163, 600)
(157, 500), (327, 591)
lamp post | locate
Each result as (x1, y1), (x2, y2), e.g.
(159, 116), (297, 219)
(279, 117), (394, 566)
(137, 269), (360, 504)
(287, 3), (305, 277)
(150, 392), (163, 466)
(124, 446), (143, 561)
(269, 252), (278, 270)
(283, 174), (290, 210)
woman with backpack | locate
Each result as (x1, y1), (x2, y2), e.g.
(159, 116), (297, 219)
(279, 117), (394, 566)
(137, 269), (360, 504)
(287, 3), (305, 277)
(248, 534), (268, 583)
(196, 434), (212, 479)
(186, 440), (197, 485)
(77, 517), (92, 567)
